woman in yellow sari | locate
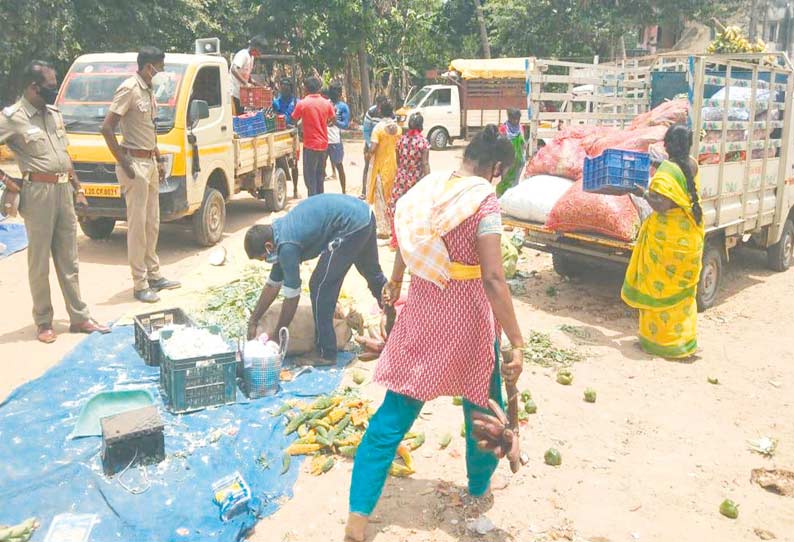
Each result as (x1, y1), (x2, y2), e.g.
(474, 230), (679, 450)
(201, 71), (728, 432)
(366, 101), (400, 238)
(622, 124), (705, 358)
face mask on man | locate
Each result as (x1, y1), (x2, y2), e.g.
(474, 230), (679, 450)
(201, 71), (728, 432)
(37, 84), (59, 105)
(150, 65), (168, 87)
(263, 244), (278, 264)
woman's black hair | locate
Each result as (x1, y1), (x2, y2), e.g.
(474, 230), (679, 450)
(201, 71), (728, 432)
(507, 107), (521, 121)
(380, 100), (394, 118)
(463, 124), (515, 172)
(664, 124), (702, 224)
(408, 112), (423, 131)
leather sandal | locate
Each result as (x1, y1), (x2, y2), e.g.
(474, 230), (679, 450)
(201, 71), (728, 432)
(37, 325), (57, 344)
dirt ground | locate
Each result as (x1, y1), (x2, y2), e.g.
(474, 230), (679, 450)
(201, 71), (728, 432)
(2, 141), (793, 542)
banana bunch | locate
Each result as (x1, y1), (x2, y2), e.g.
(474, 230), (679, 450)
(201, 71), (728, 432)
(708, 26), (767, 54)
(0, 518), (39, 542)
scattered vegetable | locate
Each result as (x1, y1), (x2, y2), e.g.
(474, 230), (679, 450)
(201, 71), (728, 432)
(352, 370), (366, 385)
(439, 432), (452, 449)
(460, 423), (466, 438)
(0, 518), (39, 542)
(520, 389), (532, 402)
(583, 388), (597, 403)
(523, 330), (583, 367)
(524, 400), (537, 414)
(280, 453), (291, 475)
(544, 448), (562, 466)
(719, 499), (739, 519)
(452, 396), (463, 406)
(556, 369), (574, 386)
(408, 432), (426, 451)
(707, 377), (720, 385)
(310, 455), (335, 475)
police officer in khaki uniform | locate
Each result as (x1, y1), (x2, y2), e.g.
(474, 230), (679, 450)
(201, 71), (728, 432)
(0, 60), (110, 343)
(101, 47), (180, 303)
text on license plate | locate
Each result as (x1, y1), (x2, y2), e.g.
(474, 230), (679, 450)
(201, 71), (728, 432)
(84, 184), (120, 198)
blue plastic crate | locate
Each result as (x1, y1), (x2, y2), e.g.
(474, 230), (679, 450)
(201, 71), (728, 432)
(233, 111), (267, 138)
(583, 149), (650, 194)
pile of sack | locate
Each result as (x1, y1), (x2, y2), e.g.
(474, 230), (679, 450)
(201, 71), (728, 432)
(500, 99), (689, 242)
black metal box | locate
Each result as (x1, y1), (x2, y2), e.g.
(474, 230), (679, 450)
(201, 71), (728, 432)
(100, 406), (165, 476)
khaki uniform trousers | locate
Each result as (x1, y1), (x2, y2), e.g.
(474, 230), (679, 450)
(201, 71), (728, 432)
(19, 181), (91, 327)
(116, 157), (162, 291)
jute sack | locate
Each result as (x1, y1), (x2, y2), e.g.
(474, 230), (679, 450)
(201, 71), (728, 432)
(257, 298), (352, 355)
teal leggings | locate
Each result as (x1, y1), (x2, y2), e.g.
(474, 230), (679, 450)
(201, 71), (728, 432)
(349, 346), (504, 516)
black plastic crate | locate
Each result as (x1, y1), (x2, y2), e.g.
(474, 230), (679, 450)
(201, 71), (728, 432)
(133, 308), (196, 367)
(159, 327), (238, 414)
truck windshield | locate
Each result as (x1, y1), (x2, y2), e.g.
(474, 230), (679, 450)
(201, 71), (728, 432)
(405, 86), (432, 108)
(57, 61), (187, 134)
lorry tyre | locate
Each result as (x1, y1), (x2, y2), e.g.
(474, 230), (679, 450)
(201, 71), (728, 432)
(766, 219), (794, 272)
(552, 252), (582, 278)
(264, 167), (288, 211)
(192, 188), (226, 247)
(696, 243), (722, 312)
(79, 217), (115, 240)
(428, 127), (449, 150)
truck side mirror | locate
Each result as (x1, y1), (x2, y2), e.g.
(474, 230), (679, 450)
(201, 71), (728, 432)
(188, 100), (210, 128)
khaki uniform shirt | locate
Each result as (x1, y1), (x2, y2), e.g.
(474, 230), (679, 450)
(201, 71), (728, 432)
(109, 73), (157, 151)
(0, 97), (72, 175)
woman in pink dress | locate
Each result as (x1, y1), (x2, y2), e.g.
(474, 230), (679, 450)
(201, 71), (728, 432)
(345, 125), (525, 541)
(387, 112), (430, 249)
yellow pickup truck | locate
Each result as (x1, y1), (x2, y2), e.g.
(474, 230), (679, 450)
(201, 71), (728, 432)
(58, 49), (299, 246)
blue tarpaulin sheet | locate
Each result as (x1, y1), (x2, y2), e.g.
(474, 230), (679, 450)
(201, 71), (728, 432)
(0, 219), (27, 259)
(0, 326), (351, 541)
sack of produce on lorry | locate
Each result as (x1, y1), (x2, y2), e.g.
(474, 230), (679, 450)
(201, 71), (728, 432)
(257, 298), (351, 355)
(629, 99), (689, 130)
(702, 86), (773, 122)
(587, 125), (668, 157)
(545, 180), (641, 242)
(499, 174), (573, 223)
(523, 138), (587, 180)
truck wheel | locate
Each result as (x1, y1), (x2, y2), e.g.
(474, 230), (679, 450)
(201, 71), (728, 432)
(552, 252), (582, 278)
(428, 128), (449, 150)
(192, 188), (225, 247)
(79, 217), (115, 240)
(264, 167), (288, 211)
(766, 219), (794, 272)
(696, 243), (722, 312)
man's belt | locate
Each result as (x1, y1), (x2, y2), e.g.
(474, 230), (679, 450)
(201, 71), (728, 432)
(26, 172), (70, 184)
(124, 148), (156, 159)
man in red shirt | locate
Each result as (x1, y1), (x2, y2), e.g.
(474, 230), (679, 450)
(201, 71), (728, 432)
(292, 77), (336, 196)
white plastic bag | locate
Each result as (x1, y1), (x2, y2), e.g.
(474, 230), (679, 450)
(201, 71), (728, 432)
(499, 175), (573, 223)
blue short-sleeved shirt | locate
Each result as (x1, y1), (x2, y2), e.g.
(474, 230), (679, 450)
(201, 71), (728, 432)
(268, 195), (373, 296)
(273, 94), (298, 126)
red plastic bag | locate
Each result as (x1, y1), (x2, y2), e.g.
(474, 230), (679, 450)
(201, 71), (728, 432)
(545, 181), (640, 241)
(524, 138), (586, 180)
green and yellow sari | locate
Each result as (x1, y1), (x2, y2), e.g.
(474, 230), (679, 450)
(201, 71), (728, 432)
(621, 160), (705, 358)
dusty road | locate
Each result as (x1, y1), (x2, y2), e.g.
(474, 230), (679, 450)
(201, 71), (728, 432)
(2, 141), (793, 542)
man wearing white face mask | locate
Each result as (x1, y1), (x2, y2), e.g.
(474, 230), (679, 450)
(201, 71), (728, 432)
(243, 194), (387, 364)
(101, 47), (180, 303)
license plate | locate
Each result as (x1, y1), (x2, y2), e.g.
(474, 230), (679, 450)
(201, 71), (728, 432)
(84, 184), (120, 198)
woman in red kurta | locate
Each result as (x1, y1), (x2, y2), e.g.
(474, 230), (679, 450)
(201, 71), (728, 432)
(346, 126), (525, 542)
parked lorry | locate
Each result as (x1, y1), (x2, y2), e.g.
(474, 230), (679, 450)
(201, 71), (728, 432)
(396, 57), (534, 150)
(505, 53), (794, 311)
(58, 45), (299, 246)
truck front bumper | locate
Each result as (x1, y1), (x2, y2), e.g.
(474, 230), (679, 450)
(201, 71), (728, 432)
(76, 175), (190, 222)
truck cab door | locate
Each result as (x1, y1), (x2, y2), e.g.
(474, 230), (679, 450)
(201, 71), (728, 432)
(420, 87), (460, 138)
(186, 65), (234, 207)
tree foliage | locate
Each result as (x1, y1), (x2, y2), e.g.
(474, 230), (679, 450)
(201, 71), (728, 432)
(0, 0), (747, 106)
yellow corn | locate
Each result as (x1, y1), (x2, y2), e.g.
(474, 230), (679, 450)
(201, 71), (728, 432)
(285, 443), (322, 456)
(328, 408), (347, 424)
(389, 462), (414, 477)
(297, 424), (309, 438)
(396, 443), (415, 471)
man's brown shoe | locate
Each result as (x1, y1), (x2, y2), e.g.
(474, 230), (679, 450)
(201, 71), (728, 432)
(70, 319), (111, 334)
(37, 325), (57, 344)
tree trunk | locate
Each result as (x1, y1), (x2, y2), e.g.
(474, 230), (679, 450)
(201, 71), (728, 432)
(749, 0), (758, 40)
(344, 55), (359, 121)
(358, 39), (372, 110)
(472, 0), (491, 58)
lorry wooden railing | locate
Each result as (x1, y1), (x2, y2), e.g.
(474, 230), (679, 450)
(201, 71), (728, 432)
(526, 59), (651, 153)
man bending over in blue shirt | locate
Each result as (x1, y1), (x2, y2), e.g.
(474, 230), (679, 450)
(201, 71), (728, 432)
(244, 194), (387, 364)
